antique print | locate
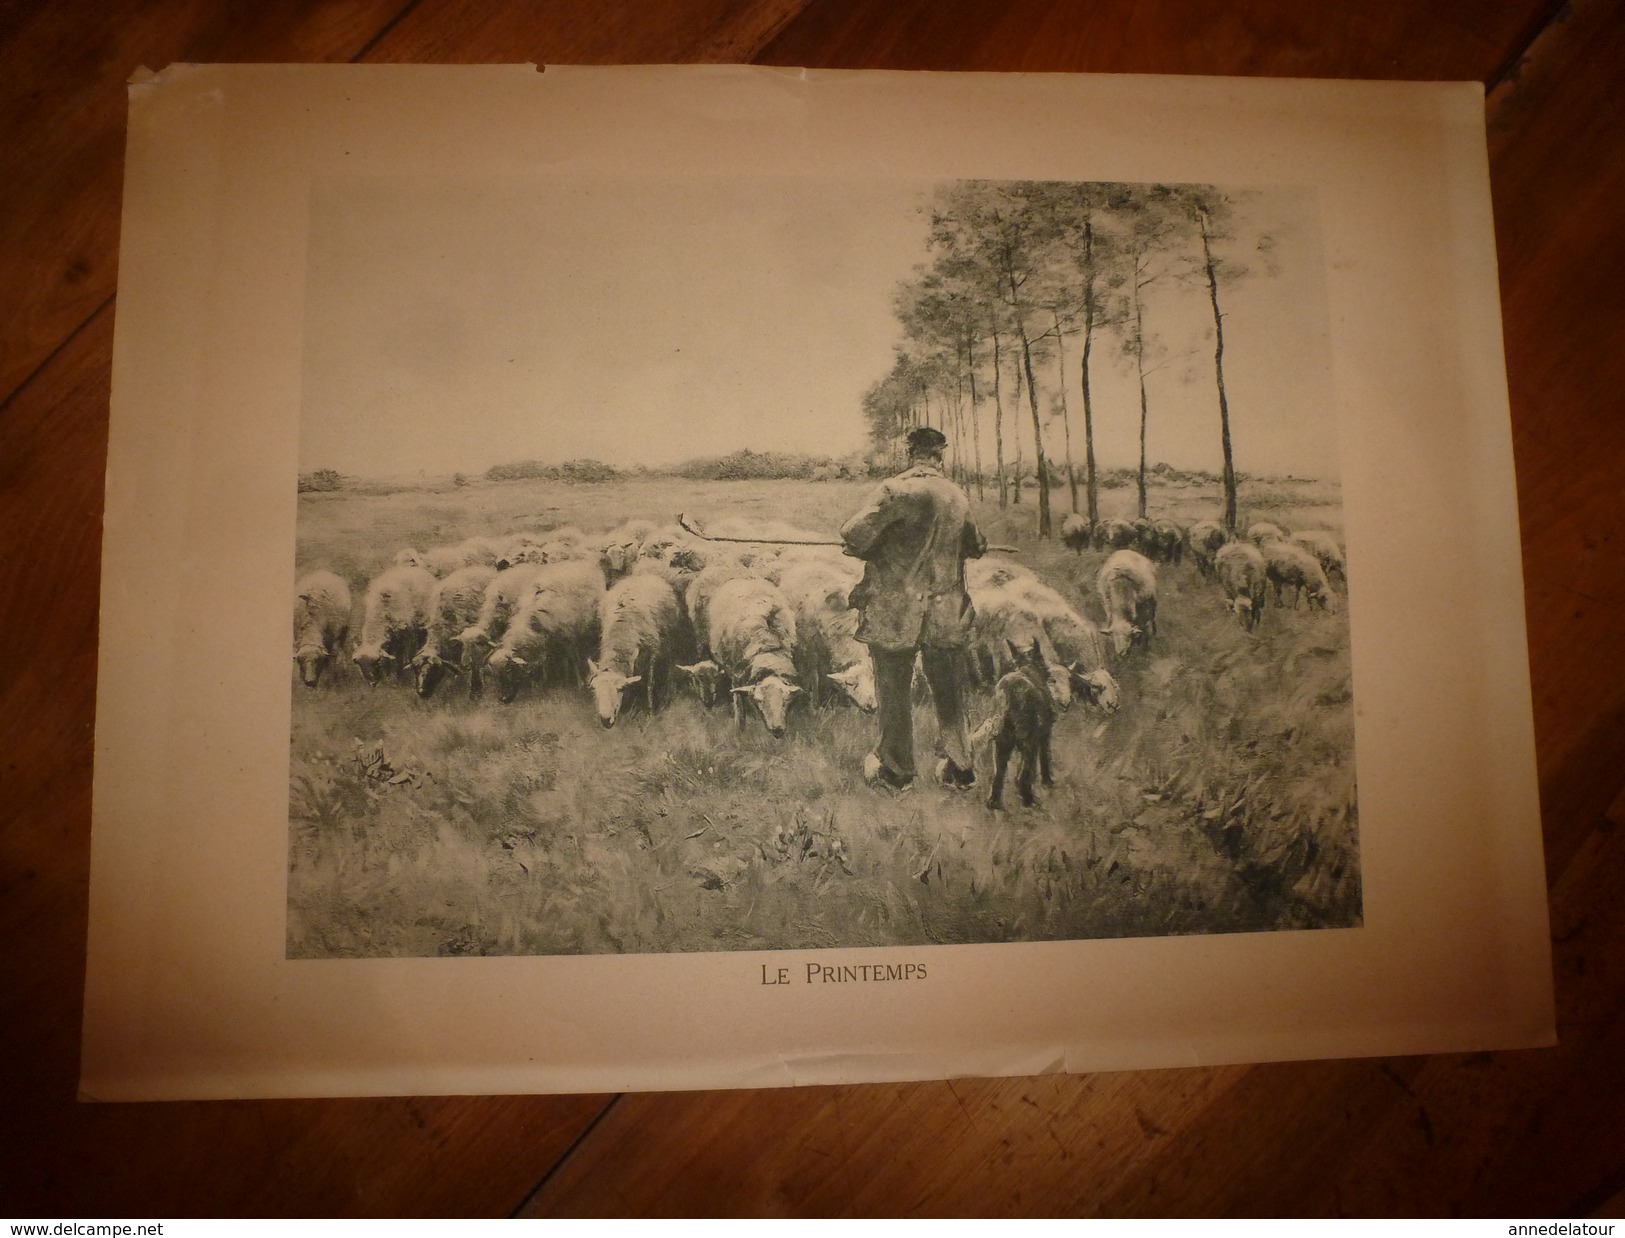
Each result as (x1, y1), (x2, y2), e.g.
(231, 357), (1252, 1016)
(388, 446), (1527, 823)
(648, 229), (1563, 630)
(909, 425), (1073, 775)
(287, 175), (1357, 958)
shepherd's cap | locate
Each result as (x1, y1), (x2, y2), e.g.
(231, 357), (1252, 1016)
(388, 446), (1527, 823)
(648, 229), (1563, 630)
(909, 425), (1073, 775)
(906, 426), (948, 453)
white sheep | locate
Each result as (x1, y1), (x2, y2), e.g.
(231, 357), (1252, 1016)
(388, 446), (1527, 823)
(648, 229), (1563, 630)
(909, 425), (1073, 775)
(598, 518), (656, 580)
(1006, 576), (1121, 713)
(1187, 520), (1229, 578)
(1291, 530), (1347, 585)
(1146, 518), (1185, 564)
(675, 558), (758, 707)
(456, 562), (549, 671)
(1248, 520), (1290, 547)
(967, 581), (1074, 710)
(352, 565), (435, 686)
(706, 575), (801, 738)
(966, 557), (1037, 592)
(292, 570), (352, 688)
(411, 564), (497, 698)
(588, 573), (682, 727)
(485, 560), (606, 703)
(775, 558), (874, 712)
(1215, 542), (1267, 631)
(1093, 517), (1138, 551)
(1060, 513), (1092, 553)
(422, 536), (503, 577)
(1096, 549), (1158, 656)
(1263, 541), (1337, 611)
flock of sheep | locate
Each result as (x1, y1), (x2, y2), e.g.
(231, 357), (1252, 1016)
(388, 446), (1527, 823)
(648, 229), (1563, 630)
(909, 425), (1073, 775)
(291, 510), (1346, 745)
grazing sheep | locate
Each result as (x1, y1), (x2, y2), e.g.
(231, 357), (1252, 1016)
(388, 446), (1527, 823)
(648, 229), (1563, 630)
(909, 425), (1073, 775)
(1092, 517), (1139, 551)
(1187, 520), (1229, 577)
(1096, 549), (1158, 656)
(776, 558), (874, 712)
(411, 564), (497, 698)
(423, 536), (503, 578)
(966, 557), (1037, 592)
(967, 581), (1074, 709)
(707, 575), (801, 738)
(588, 573), (682, 727)
(456, 562), (549, 673)
(1130, 516), (1154, 554)
(598, 519), (656, 580)
(292, 570), (352, 688)
(1008, 577), (1120, 713)
(673, 657), (724, 708)
(485, 560), (606, 703)
(1264, 541), (1337, 611)
(392, 547), (429, 570)
(1060, 513), (1092, 553)
(1291, 530), (1347, 585)
(972, 638), (1058, 811)
(1215, 542), (1267, 631)
(352, 565), (435, 686)
(1145, 518), (1185, 564)
(1248, 520), (1290, 547)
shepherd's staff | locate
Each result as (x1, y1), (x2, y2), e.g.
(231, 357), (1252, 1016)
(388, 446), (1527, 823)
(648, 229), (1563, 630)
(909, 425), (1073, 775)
(677, 513), (1018, 554)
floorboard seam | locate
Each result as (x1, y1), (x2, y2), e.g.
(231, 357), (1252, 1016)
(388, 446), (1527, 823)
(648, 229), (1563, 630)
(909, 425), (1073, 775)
(352, 0), (430, 62)
(1486, 0), (1574, 94)
(0, 293), (114, 418)
(506, 1094), (625, 1218)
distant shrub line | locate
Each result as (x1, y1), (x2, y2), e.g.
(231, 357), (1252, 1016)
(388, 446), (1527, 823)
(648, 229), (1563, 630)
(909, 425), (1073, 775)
(301, 455), (1287, 494)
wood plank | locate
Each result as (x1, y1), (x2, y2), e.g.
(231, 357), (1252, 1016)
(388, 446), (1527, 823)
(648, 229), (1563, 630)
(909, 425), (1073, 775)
(362, 0), (813, 64)
(1487, 0), (1625, 882)
(757, 0), (1556, 76)
(0, 0), (413, 404)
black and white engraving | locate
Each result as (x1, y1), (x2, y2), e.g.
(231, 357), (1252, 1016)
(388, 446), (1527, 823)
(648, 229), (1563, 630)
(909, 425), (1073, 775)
(287, 177), (1359, 958)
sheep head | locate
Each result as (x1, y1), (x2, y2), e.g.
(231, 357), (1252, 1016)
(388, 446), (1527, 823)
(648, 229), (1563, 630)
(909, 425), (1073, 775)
(352, 644), (394, 686)
(294, 641), (329, 688)
(587, 658), (641, 728)
(1069, 665), (1121, 713)
(484, 647), (528, 703)
(411, 649), (462, 699)
(734, 674), (799, 738)
(826, 663), (876, 713)
(676, 660), (722, 708)
(1099, 618), (1140, 658)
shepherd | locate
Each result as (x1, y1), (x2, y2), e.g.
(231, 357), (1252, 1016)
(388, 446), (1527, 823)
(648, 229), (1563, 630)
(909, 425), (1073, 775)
(840, 426), (987, 792)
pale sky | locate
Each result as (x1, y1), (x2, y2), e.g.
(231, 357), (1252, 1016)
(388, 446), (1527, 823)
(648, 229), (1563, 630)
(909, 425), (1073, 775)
(299, 176), (1337, 481)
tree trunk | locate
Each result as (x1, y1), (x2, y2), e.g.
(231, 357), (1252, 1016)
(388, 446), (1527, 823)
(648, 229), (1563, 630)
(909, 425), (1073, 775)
(1080, 217), (1100, 526)
(1199, 207), (1238, 532)
(1135, 274), (1149, 520)
(1009, 346), (1024, 505)
(991, 327), (1008, 507)
(968, 335), (986, 502)
(1016, 315), (1052, 537)
(1052, 312), (1079, 515)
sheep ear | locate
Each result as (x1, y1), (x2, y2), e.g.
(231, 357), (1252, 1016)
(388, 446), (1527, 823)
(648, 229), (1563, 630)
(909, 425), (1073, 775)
(509, 654), (528, 667)
(732, 685), (752, 695)
(787, 684), (801, 695)
(624, 675), (641, 687)
(1006, 639), (1021, 662)
(586, 657), (599, 676)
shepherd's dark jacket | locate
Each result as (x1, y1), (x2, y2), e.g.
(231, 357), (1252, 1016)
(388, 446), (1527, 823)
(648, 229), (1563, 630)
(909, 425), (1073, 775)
(839, 462), (987, 652)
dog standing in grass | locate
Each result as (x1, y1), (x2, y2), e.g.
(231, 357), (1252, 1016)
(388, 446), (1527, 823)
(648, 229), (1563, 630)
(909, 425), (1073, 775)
(973, 638), (1057, 810)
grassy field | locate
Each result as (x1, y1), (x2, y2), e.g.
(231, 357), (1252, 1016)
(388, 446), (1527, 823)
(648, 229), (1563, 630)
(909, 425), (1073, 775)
(287, 473), (1360, 957)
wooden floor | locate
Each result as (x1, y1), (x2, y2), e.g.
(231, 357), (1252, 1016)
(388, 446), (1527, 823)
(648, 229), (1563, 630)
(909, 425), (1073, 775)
(4, 0), (1623, 1218)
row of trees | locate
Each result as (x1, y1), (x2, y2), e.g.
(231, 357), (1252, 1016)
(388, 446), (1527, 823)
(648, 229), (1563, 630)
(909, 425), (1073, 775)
(863, 180), (1262, 536)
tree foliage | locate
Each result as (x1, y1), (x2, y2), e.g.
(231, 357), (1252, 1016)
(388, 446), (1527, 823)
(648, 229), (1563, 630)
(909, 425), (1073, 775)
(877, 179), (1267, 535)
